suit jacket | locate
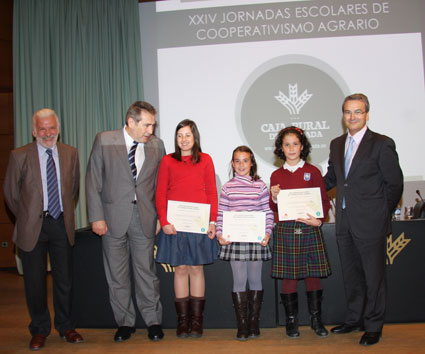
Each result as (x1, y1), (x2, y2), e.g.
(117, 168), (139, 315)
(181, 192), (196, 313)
(325, 128), (403, 237)
(85, 129), (166, 238)
(3, 141), (80, 252)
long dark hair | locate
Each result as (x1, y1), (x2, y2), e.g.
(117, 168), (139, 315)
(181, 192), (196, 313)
(231, 145), (260, 181)
(274, 126), (311, 161)
(171, 119), (202, 164)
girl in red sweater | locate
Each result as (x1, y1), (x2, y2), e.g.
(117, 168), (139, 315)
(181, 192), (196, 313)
(269, 126), (331, 339)
(155, 119), (218, 339)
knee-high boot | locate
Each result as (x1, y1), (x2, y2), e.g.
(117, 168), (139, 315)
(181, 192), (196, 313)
(307, 290), (328, 337)
(189, 296), (205, 338)
(232, 292), (249, 341)
(281, 293), (300, 338)
(247, 290), (263, 338)
(175, 297), (190, 338)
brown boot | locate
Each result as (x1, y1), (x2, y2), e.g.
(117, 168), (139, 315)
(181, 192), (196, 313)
(248, 290), (263, 338)
(232, 292), (248, 341)
(175, 297), (190, 338)
(189, 296), (205, 338)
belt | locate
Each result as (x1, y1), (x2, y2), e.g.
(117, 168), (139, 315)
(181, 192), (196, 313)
(42, 211), (63, 218)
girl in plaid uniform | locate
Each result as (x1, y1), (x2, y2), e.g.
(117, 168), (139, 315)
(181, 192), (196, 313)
(269, 127), (331, 339)
(217, 146), (273, 340)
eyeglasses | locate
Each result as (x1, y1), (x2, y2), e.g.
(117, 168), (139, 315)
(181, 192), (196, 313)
(344, 110), (366, 117)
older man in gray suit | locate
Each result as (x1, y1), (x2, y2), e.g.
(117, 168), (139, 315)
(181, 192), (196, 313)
(86, 101), (166, 342)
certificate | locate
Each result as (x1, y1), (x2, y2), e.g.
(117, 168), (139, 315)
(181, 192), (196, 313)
(277, 187), (324, 221)
(222, 211), (266, 243)
(167, 200), (210, 234)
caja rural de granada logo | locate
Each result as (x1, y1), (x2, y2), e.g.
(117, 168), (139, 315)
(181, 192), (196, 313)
(236, 55), (349, 172)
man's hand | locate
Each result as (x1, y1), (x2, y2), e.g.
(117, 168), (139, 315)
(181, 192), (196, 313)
(92, 220), (108, 236)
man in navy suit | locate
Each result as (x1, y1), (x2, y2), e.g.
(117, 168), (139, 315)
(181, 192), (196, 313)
(324, 93), (403, 346)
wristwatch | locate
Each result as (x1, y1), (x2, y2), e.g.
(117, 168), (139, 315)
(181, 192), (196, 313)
(209, 221), (217, 226)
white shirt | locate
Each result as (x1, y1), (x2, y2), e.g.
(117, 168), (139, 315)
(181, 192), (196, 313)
(123, 126), (144, 179)
(283, 159), (305, 173)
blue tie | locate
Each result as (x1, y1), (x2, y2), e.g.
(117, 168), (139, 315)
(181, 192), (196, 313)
(128, 141), (139, 182)
(342, 137), (355, 209)
(344, 137), (355, 178)
(46, 149), (61, 219)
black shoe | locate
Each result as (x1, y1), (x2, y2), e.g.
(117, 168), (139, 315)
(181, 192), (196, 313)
(114, 326), (135, 342)
(331, 323), (362, 334)
(360, 332), (381, 346)
(148, 325), (164, 341)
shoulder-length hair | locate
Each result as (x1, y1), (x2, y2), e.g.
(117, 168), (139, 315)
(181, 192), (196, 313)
(231, 145), (260, 181)
(274, 126), (311, 161)
(171, 119), (202, 164)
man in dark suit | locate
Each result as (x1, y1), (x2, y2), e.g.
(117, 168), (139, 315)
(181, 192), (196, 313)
(324, 93), (403, 346)
(4, 109), (82, 350)
(86, 101), (165, 342)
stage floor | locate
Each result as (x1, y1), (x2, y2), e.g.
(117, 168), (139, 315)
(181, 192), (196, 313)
(1, 269), (424, 354)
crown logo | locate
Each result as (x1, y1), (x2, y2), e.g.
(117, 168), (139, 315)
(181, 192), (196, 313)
(386, 232), (411, 265)
(154, 245), (175, 272)
(275, 83), (313, 115)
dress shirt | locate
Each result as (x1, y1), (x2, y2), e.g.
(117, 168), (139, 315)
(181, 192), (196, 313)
(123, 126), (144, 178)
(344, 125), (368, 172)
(37, 143), (63, 211)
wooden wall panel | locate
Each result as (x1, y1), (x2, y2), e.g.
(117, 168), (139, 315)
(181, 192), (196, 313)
(0, 0), (15, 267)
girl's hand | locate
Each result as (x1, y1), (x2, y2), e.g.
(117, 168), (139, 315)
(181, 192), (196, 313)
(156, 220), (161, 235)
(207, 223), (216, 239)
(270, 184), (280, 201)
(260, 233), (270, 246)
(297, 213), (322, 227)
(218, 235), (232, 245)
(162, 224), (177, 235)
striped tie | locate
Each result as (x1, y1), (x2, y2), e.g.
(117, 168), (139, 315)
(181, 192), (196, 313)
(129, 141), (139, 181)
(46, 149), (61, 219)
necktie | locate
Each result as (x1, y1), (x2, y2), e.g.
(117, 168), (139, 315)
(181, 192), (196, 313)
(342, 137), (355, 209)
(344, 137), (355, 178)
(129, 141), (139, 181)
(46, 149), (61, 219)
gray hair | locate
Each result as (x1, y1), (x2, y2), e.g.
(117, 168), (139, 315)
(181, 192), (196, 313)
(32, 108), (61, 132)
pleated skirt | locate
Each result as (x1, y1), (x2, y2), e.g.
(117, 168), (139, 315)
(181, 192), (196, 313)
(271, 221), (331, 279)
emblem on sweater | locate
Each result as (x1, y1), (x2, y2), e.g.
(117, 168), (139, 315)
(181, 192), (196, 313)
(304, 173), (311, 181)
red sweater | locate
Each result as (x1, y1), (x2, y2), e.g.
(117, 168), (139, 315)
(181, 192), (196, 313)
(269, 163), (330, 221)
(155, 152), (218, 227)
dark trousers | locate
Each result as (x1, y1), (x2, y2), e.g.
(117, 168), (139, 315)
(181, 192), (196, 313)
(336, 210), (387, 332)
(20, 215), (74, 336)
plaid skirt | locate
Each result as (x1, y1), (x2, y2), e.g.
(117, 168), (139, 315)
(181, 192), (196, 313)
(271, 221), (331, 279)
(218, 241), (271, 261)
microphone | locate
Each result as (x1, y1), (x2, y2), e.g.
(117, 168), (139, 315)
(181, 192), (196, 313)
(413, 190), (425, 219)
(416, 190), (425, 203)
